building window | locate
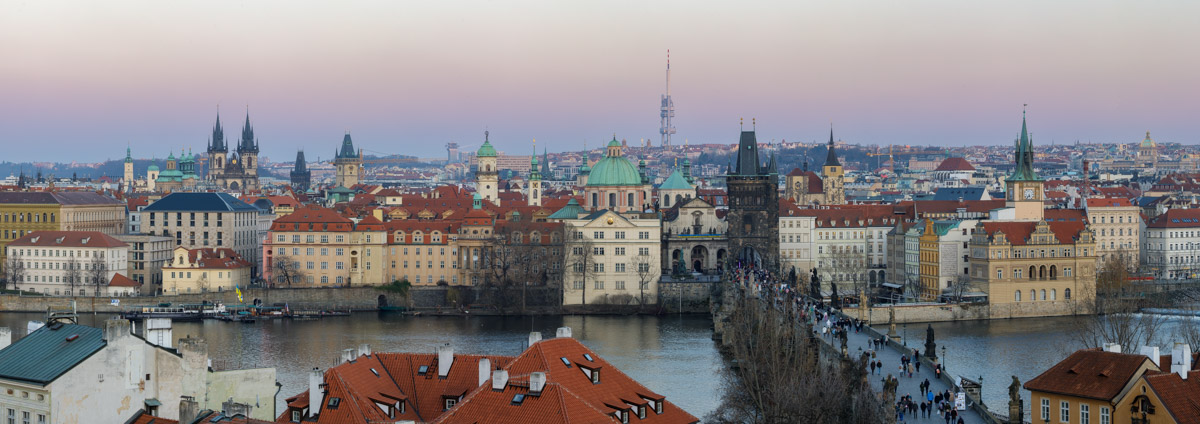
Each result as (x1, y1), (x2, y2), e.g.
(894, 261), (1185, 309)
(1060, 400), (1069, 422)
(1015, 291), (1021, 302)
(444, 398), (457, 410)
(573, 281), (584, 290)
(1099, 406), (1109, 424)
(1041, 398), (1049, 421)
(615, 281), (625, 290)
(1080, 403), (1089, 424)
(1065, 288), (1071, 299)
(595, 281), (604, 290)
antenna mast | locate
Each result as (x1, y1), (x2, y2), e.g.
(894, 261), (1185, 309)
(659, 49), (676, 148)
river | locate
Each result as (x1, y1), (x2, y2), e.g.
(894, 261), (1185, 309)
(0, 312), (724, 420)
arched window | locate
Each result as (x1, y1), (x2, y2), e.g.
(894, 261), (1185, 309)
(591, 193), (598, 207)
(609, 193), (617, 207)
(1015, 290), (1021, 302)
(629, 193), (635, 208)
(1040, 289), (1046, 301)
(1065, 288), (1071, 299)
(1050, 289), (1057, 300)
(997, 269), (1003, 279)
(1030, 290), (1036, 302)
(1029, 266), (1037, 280)
(1050, 265), (1057, 280)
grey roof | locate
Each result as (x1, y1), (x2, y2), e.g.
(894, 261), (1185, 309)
(733, 131), (761, 176)
(0, 192), (120, 205)
(0, 323), (105, 385)
(142, 192), (260, 212)
(932, 187), (987, 201)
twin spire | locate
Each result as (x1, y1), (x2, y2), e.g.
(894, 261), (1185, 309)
(208, 108), (257, 153)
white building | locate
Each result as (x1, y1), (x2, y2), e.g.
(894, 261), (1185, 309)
(0, 319), (277, 423)
(5, 231), (130, 296)
(1084, 197), (1141, 266)
(556, 207), (661, 305)
(1143, 208), (1200, 279)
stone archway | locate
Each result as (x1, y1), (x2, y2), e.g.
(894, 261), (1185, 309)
(377, 294), (388, 308)
(691, 245), (709, 273)
(229, 181), (240, 191)
(738, 247), (762, 268)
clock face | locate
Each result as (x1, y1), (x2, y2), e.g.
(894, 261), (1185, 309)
(1024, 188), (1035, 200)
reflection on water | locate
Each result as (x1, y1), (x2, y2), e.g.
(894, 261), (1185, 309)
(0, 313), (722, 419)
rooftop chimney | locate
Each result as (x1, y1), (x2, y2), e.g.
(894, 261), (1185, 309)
(1172, 343), (1193, 380)
(528, 331), (542, 347)
(222, 399), (252, 418)
(477, 358), (491, 387)
(0, 328), (10, 351)
(491, 369), (509, 391)
(437, 345), (454, 378)
(145, 318), (173, 348)
(1140, 346), (1161, 367)
(103, 319), (132, 342)
(556, 327), (572, 338)
(358, 343), (371, 357)
(180, 396), (199, 424)
(529, 371), (546, 395)
(342, 348), (355, 364)
(1103, 343), (1121, 353)
(309, 368), (324, 419)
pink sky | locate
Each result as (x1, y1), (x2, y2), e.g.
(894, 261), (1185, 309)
(1, 0), (1198, 162)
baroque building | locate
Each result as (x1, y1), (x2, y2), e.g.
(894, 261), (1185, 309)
(475, 132), (498, 203)
(784, 130), (845, 206)
(206, 113), (260, 191)
(582, 137), (651, 213)
(725, 127), (779, 271)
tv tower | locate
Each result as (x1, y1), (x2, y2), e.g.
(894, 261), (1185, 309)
(659, 49), (676, 147)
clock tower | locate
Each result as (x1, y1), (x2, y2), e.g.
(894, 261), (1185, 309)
(1005, 109), (1044, 221)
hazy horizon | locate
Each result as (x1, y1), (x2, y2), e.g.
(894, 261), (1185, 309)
(3, 0), (1198, 163)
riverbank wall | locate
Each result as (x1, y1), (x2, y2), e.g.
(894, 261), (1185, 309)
(853, 298), (1093, 324)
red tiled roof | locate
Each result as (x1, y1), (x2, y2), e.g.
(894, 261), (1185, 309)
(980, 217), (1087, 246)
(934, 157), (975, 172)
(1088, 197), (1133, 207)
(434, 382), (619, 424)
(272, 205), (355, 232)
(128, 412), (179, 424)
(171, 248), (253, 270)
(108, 273), (139, 287)
(1144, 370), (1200, 424)
(1146, 208), (1200, 229)
(8, 231), (128, 248)
(1025, 348), (1154, 401)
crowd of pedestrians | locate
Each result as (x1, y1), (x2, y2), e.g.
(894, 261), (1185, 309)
(730, 261), (975, 424)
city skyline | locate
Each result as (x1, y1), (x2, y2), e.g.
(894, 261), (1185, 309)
(3, 0), (1199, 162)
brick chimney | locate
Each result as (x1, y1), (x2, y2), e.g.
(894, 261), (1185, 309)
(179, 396), (199, 424)
(477, 358), (491, 387)
(556, 327), (572, 338)
(438, 345), (454, 378)
(529, 372), (546, 395)
(528, 331), (542, 347)
(491, 369), (509, 391)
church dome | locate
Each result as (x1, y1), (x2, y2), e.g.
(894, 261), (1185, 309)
(147, 164), (160, 172)
(1140, 131), (1157, 148)
(587, 138), (641, 187)
(477, 135), (497, 158)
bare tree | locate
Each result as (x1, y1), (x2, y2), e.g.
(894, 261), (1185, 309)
(65, 256), (81, 295)
(88, 252), (108, 296)
(564, 224), (598, 305)
(948, 274), (977, 303)
(820, 246), (867, 306)
(271, 254), (305, 287)
(707, 292), (888, 423)
(633, 253), (658, 305)
(2, 252), (26, 291)
(1072, 254), (1166, 353)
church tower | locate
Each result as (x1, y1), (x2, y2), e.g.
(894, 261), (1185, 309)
(290, 150), (311, 192)
(123, 146), (134, 192)
(725, 121), (780, 272)
(207, 113), (227, 180)
(237, 112), (259, 179)
(527, 140), (542, 207)
(475, 131), (499, 204)
(1005, 109), (1045, 221)
(821, 128), (845, 205)
(334, 132), (362, 188)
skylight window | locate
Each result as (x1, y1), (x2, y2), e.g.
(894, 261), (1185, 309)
(418, 365), (429, 375)
(370, 368), (379, 377)
(511, 394), (526, 405)
(560, 357), (571, 368)
(583, 353), (594, 362)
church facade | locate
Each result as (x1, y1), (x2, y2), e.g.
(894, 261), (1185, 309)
(207, 113), (260, 191)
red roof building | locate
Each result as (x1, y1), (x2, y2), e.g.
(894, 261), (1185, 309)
(279, 330), (697, 424)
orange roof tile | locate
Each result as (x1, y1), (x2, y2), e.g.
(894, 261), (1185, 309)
(1025, 348), (1153, 401)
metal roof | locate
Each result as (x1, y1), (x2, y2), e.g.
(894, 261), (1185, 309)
(141, 192), (260, 213)
(657, 169), (693, 191)
(0, 323), (105, 385)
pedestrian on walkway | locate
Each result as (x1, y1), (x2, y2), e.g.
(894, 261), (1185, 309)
(915, 360), (921, 373)
(920, 401), (927, 418)
(870, 361), (876, 374)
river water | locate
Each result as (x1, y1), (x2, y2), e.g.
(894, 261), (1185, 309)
(0, 313), (724, 419)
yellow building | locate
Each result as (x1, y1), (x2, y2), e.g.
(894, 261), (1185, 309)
(969, 209), (1098, 317)
(1026, 347), (1158, 424)
(162, 246), (253, 294)
(918, 220), (941, 300)
(0, 192), (125, 273)
(263, 205), (386, 287)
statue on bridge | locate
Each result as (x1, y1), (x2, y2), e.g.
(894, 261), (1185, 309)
(788, 267), (797, 289)
(1008, 376), (1024, 424)
(831, 281), (841, 309)
(809, 268), (822, 301)
(924, 324), (937, 359)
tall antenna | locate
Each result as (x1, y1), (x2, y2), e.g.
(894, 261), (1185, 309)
(659, 49), (676, 148)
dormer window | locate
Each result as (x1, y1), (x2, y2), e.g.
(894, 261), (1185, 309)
(637, 405), (646, 419)
(619, 410), (629, 424)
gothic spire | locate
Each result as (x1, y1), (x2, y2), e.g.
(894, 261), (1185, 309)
(210, 112), (226, 152)
(238, 109), (258, 153)
(824, 126), (841, 167)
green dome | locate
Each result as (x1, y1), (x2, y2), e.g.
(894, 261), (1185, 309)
(607, 138), (621, 148)
(147, 164), (160, 172)
(587, 155), (642, 187)
(477, 140), (497, 158)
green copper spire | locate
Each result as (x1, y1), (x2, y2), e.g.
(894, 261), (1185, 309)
(1008, 107), (1042, 182)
